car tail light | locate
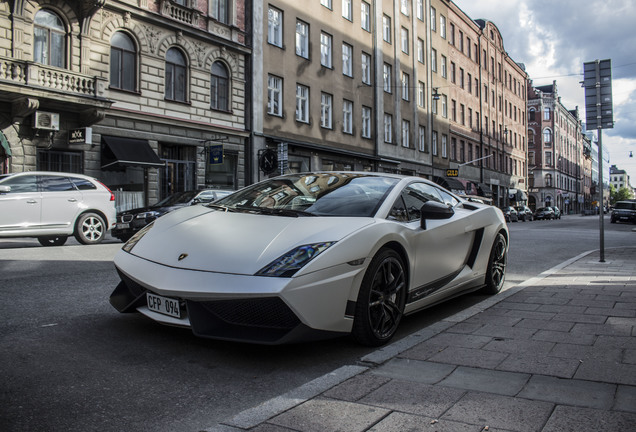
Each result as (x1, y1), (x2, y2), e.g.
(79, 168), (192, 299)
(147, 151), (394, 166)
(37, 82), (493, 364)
(98, 181), (116, 201)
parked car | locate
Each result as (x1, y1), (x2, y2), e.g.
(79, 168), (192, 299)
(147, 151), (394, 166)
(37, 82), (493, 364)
(515, 206), (534, 221)
(610, 201), (636, 224)
(549, 206), (562, 219)
(534, 207), (555, 220)
(111, 189), (233, 242)
(500, 206), (519, 222)
(0, 171), (116, 246)
(110, 172), (509, 346)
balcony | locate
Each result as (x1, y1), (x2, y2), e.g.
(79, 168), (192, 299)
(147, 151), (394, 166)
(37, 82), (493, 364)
(161, 0), (199, 26)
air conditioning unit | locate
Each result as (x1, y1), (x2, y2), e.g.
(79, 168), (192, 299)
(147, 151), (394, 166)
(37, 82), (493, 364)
(34, 111), (60, 131)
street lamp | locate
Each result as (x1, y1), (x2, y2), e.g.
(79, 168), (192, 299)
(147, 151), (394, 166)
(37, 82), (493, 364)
(432, 87), (440, 100)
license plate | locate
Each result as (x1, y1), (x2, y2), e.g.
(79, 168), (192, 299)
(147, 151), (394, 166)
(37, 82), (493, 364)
(116, 222), (130, 229)
(146, 292), (181, 318)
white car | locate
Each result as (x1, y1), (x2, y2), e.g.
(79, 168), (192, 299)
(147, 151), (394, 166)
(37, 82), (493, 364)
(0, 171), (117, 246)
(110, 172), (508, 346)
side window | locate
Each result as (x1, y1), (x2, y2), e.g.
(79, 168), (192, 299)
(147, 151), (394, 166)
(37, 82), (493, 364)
(1, 175), (38, 193)
(389, 195), (408, 221)
(39, 176), (75, 192)
(70, 178), (96, 190)
(436, 188), (459, 207)
(409, 182), (443, 203)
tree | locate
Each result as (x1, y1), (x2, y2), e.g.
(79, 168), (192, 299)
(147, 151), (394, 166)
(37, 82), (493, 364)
(610, 184), (634, 204)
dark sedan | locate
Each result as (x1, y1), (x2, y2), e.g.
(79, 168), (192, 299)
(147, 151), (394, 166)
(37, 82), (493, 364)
(500, 206), (518, 222)
(515, 206), (534, 222)
(111, 189), (232, 242)
(534, 207), (555, 220)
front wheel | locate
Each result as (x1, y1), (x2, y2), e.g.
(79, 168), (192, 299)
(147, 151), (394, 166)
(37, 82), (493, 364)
(37, 236), (68, 246)
(74, 212), (106, 245)
(352, 248), (406, 347)
(482, 233), (507, 295)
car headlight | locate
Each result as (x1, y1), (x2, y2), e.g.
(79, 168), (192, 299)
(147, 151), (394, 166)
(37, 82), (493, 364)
(122, 222), (155, 253)
(136, 211), (161, 219)
(256, 242), (336, 277)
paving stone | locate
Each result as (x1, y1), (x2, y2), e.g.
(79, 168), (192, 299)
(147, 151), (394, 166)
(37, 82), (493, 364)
(496, 354), (580, 378)
(401, 343), (449, 361)
(574, 358), (636, 385)
(427, 346), (508, 369)
(532, 329), (596, 345)
(425, 332), (493, 349)
(438, 366), (530, 396)
(615, 385), (636, 413)
(502, 310), (556, 321)
(472, 324), (537, 340)
(442, 392), (553, 432)
(585, 307), (635, 317)
(550, 312), (607, 323)
(360, 379), (466, 418)
(571, 322), (632, 336)
(514, 318), (574, 332)
(542, 405), (636, 432)
(594, 335), (636, 350)
(482, 338), (555, 355)
(492, 301), (542, 311)
(624, 349), (636, 365)
(322, 372), (391, 402)
(549, 343), (623, 363)
(371, 358), (455, 384)
(367, 412), (483, 432)
(518, 375), (615, 409)
(268, 397), (390, 432)
(252, 424), (298, 432)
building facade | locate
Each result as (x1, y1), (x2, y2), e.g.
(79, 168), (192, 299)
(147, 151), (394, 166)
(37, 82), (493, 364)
(0, 0), (249, 210)
(610, 164), (633, 194)
(527, 81), (591, 214)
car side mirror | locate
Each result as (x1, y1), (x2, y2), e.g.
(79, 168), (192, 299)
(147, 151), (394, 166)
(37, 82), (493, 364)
(420, 201), (454, 230)
(191, 198), (201, 205)
(0, 185), (10, 193)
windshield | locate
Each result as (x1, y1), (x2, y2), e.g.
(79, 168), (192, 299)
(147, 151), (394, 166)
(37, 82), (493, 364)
(153, 190), (199, 207)
(615, 202), (636, 210)
(215, 173), (399, 217)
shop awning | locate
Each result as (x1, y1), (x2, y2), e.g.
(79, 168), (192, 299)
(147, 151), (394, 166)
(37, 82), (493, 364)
(433, 176), (466, 194)
(477, 183), (492, 198)
(0, 131), (11, 157)
(508, 188), (527, 202)
(101, 136), (164, 170)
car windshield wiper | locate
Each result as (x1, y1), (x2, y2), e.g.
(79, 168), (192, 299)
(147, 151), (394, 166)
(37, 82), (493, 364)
(234, 205), (316, 217)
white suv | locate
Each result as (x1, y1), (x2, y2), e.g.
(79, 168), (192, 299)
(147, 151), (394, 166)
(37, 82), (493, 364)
(0, 171), (116, 246)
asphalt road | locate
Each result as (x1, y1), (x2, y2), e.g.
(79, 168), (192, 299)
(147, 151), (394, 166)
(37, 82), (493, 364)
(0, 215), (634, 432)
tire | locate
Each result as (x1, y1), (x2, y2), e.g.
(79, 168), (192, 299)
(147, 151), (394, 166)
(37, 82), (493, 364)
(482, 233), (507, 295)
(74, 212), (106, 245)
(37, 236), (68, 247)
(352, 248), (407, 347)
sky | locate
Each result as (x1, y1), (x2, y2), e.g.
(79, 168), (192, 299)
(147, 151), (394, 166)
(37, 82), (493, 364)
(453, 0), (636, 187)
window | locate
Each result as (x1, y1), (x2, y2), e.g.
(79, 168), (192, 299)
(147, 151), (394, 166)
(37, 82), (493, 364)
(543, 129), (552, 145)
(459, 30), (464, 52)
(545, 151), (552, 166)
(268, 7), (283, 47)
(418, 125), (427, 152)
(544, 107), (550, 120)
(110, 32), (136, 91)
(440, 15), (446, 38)
(402, 120), (410, 148)
(321, 93), (333, 128)
(430, 7), (436, 31)
(401, 28), (409, 54)
(165, 47), (187, 102)
(431, 48), (437, 72)
(441, 94), (447, 118)
(441, 134), (448, 158)
(460, 104), (465, 125)
(401, 0), (409, 15)
(343, 100), (353, 134)
(210, 61), (229, 111)
(450, 62), (456, 83)
(441, 55), (447, 78)
(267, 75), (283, 116)
(451, 99), (456, 121)
(342, 43), (353, 77)
(384, 114), (393, 143)
(296, 20), (309, 58)
(383, 15), (391, 43)
(212, 0), (229, 24)
(321, 0), (332, 9)
(296, 84), (309, 123)
(361, 52), (372, 85)
(319, 32), (333, 68)
(418, 81), (425, 107)
(362, 106), (372, 138)
(342, 0), (352, 20)
(459, 68), (464, 89)
(449, 23), (455, 45)
(432, 131), (438, 155)
(361, 2), (371, 31)
(34, 9), (66, 68)
(383, 63), (392, 93)
(417, 38), (424, 63)
(545, 173), (552, 186)
(401, 72), (409, 101)
(417, 0), (424, 20)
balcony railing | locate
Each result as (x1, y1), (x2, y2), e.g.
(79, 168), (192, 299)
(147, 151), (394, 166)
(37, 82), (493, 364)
(0, 56), (107, 99)
(161, 0), (198, 26)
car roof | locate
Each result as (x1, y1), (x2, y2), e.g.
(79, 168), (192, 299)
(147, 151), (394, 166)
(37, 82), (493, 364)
(0, 171), (97, 181)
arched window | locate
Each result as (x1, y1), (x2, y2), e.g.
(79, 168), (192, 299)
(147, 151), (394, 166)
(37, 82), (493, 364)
(34, 9), (66, 68)
(543, 128), (552, 145)
(543, 107), (550, 120)
(529, 108), (535, 121)
(110, 32), (137, 91)
(210, 61), (229, 111)
(165, 48), (187, 102)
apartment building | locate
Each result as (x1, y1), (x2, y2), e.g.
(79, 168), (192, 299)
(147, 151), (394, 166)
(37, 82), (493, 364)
(527, 81), (591, 213)
(0, 0), (249, 208)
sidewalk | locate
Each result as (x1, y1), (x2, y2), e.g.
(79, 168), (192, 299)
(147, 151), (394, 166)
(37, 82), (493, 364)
(209, 247), (636, 432)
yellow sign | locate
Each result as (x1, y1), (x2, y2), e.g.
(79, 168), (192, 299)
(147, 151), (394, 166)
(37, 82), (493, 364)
(446, 169), (459, 177)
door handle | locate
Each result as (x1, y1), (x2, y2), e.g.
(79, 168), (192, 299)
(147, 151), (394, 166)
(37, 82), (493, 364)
(68, 198), (77, 202)
(26, 200), (38, 204)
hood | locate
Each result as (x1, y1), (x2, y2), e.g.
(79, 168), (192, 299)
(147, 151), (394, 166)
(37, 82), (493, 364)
(120, 203), (188, 216)
(127, 205), (375, 274)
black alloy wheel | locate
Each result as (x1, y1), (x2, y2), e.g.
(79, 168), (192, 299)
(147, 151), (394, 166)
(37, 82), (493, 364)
(353, 248), (407, 346)
(482, 233), (507, 294)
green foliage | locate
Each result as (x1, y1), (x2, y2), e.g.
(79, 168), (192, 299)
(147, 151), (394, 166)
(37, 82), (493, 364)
(610, 184), (634, 204)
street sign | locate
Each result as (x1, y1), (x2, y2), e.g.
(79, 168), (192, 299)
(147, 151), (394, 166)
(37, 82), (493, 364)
(446, 169), (459, 177)
(209, 145), (224, 165)
(583, 59), (613, 130)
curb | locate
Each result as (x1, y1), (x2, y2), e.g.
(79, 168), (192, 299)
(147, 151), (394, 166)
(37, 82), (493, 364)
(208, 249), (599, 432)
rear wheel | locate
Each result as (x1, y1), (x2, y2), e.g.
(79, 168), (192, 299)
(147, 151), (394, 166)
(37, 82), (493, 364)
(482, 233), (507, 295)
(352, 248), (406, 347)
(37, 236), (68, 247)
(74, 212), (106, 245)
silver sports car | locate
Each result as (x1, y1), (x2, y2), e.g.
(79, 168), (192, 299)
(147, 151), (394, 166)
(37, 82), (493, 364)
(110, 172), (508, 346)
